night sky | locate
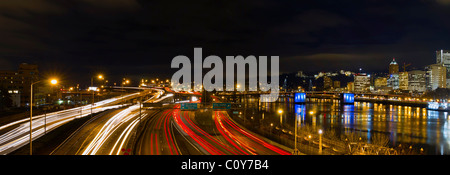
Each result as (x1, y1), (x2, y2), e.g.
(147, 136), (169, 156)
(1, 0), (450, 86)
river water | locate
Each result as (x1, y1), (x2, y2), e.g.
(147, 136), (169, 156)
(229, 97), (450, 155)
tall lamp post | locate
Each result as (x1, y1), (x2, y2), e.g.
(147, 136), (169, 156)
(30, 79), (58, 155)
(91, 75), (104, 117)
(121, 79), (130, 105)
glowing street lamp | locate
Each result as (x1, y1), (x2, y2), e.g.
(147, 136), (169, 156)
(91, 75), (104, 118)
(30, 78), (58, 155)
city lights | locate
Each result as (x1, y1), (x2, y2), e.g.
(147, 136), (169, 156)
(294, 93), (306, 103)
(277, 109), (283, 114)
(1, 1), (450, 161)
(50, 79), (58, 85)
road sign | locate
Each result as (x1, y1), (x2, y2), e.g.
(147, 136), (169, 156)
(213, 103), (231, 110)
(180, 103), (198, 110)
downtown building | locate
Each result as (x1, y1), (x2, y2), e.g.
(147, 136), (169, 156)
(399, 72), (409, 90)
(374, 77), (387, 89)
(387, 58), (399, 90)
(436, 49), (450, 88)
(426, 64), (447, 91)
(323, 76), (332, 90)
(354, 73), (371, 92)
(0, 63), (39, 107)
(374, 77), (391, 94)
(408, 70), (426, 93)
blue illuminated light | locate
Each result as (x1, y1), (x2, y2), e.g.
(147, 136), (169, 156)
(294, 93), (306, 103)
(343, 93), (354, 103)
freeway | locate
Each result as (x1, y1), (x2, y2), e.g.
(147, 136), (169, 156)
(172, 109), (291, 155)
(134, 103), (291, 155)
(6, 87), (291, 155)
(51, 91), (166, 155)
(134, 108), (184, 155)
(0, 89), (155, 155)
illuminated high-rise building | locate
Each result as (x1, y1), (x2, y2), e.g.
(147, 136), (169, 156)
(387, 58), (399, 90)
(408, 70), (426, 92)
(436, 50), (450, 88)
(389, 58), (399, 74)
(426, 64), (447, 90)
(333, 81), (340, 89)
(354, 73), (370, 92)
(0, 63), (39, 107)
(387, 73), (399, 90)
(374, 77), (387, 90)
(346, 82), (354, 92)
(399, 72), (408, 90)
(323, 76), (332, 90)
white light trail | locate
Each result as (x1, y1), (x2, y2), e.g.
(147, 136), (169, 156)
(0, 91), (148, 155)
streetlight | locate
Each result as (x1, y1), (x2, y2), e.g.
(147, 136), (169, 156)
(30, 78), (58, 155)
(318, 129), (323, 155)
(121, 78), (130, 103)
(91, 75), (104, 118)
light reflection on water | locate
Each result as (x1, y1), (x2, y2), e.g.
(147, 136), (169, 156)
(234, 97), (450, 155)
